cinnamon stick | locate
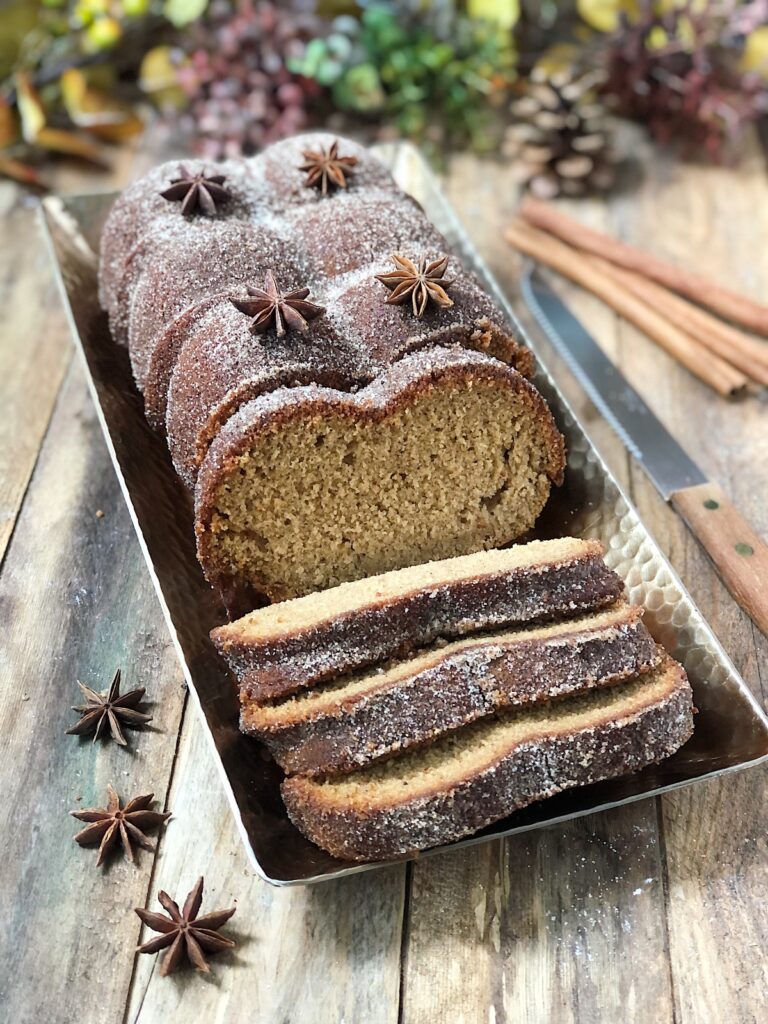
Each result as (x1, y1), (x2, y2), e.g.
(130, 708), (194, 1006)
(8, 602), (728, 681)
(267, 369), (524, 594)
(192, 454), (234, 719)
(591, 257), (768, 388)
(520, 197), (768, 337)
(505, 218), (747, 397)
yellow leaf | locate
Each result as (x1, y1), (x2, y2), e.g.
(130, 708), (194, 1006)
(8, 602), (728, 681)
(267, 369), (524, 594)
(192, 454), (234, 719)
(742, 26), (768, 77)
(16, 73), (107, 164)
(139, 45), (188, 108)
(0, 97), (18, 149)
(577, 0), (639, 33)
(60, 68), (143, 141)
(467, 0), (520, 29)
(15, 72), (46, 143)
(35, 127), (108, 164)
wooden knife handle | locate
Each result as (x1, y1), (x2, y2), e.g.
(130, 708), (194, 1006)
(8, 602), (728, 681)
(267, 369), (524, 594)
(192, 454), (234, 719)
(670, 481), (768, 635)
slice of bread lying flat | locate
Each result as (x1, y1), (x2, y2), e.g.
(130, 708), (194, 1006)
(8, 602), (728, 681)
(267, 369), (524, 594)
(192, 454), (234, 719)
(212, 537), (625, 704)
(244, 602), (660, 777)
(282, 655), (693, 861)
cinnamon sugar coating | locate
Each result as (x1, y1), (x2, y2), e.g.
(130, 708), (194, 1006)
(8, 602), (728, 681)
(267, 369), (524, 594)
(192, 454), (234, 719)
(128, 221), (299, 392)
(282, 659), (694, 861)
(166, 296), (371, 488)
(257, 133), (397, 211)
(99, 158), (266, 346)
(212, 538), (622, 703)
(243, 604), (661, 777)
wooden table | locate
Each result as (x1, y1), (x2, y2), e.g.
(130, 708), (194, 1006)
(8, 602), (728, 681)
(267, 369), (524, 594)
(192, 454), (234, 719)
(1, 129), (766, 1024)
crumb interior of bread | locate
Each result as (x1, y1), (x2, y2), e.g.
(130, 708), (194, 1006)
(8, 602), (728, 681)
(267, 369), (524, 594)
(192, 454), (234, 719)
(221, 536), (593, 641)
(245, 601), (638, 728)
(208, 380), (562, 599)
(300, 662), (678, 806)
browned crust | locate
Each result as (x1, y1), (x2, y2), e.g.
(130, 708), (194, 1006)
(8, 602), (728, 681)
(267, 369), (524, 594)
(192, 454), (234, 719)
(196, 347), (567, 605)
(143, 294), (227, 432)
(243, 606), (660, 776)
(213, 538), (622, 704)
(173, 365), (362, 491)
(182, 323), (532, 490)
(282, 662), (694, 861)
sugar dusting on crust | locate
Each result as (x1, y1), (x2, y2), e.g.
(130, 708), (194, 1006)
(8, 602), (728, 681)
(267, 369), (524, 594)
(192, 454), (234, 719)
(99, 135), (533, 481)
(243, 610), (661, 777)
(99, 158), (267, 344)
(281, 660), (694, 861)
(212, 537), (623, 702)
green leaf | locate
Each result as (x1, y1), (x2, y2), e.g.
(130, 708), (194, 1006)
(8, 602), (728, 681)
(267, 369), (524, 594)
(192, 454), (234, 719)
(163, 0), (208, 29)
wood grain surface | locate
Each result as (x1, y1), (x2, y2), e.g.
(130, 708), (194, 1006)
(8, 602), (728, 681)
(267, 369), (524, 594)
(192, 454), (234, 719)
(0, 126), (766, 1024)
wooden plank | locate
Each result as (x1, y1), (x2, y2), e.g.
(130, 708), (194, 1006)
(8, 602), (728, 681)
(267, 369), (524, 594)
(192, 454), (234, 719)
(0, 189), (72, 565)
(0, 361), (187, 1024)
(402, 808), (675, 1024)
(621, 133), (768, 1024)
(126, 691), (406, 1024)
(402, 152), (676, 1024)
(0, 137), (163, 570)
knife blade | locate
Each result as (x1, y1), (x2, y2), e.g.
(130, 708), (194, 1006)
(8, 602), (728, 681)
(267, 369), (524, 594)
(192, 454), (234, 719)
(521, 265), (768, 636)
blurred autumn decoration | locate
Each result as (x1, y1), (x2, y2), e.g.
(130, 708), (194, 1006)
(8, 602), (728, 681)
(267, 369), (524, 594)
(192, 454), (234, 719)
(0, 1), (767, 190)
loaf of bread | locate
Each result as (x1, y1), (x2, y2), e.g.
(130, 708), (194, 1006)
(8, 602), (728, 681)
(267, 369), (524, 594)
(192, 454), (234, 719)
(99, 132), (564, 606)
(282, 655), (694, 861)
(196, 346), (565, 603)
(211, 537), (625, 703)
(243, 601), (660, 776)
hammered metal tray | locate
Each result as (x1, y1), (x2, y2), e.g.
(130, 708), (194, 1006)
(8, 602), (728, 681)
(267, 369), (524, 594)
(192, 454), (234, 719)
(40, 142), (768, 886)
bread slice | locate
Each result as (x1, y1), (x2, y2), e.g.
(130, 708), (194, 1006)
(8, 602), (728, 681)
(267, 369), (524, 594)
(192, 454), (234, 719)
(212, 536), (625, 704)
(243, 602), (660, 776)
(282, 655), (693, 861)
(195, 347), (566, 604)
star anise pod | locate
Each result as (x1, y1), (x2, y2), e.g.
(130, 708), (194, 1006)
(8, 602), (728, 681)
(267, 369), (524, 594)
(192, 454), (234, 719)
(66, 668), (152, 746)
(71, 784), (170, 866)
(160, 165), (231, 216)
(231, 270), (325, 337)
(375, 253), (455, 319)
(299, 140), (358, 195)
(136, 877), (236, 976)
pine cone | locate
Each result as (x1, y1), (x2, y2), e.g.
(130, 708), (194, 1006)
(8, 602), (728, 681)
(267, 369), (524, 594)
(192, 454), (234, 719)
(504, 65), (618, 198)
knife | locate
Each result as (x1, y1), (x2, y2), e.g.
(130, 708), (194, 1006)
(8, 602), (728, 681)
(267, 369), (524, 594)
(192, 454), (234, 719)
(521, 266), (768, 636)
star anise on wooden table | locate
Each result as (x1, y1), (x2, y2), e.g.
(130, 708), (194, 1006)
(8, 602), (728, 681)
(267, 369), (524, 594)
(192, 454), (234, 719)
(299, 140), (358, 195)
(160, 166), (231, 215)
(66, 668), (152, 746)
(71, 784), (170, 866)
(375, 253), (455, 319)
(136, 877), (236, 976)
(231, 270), (325, 337)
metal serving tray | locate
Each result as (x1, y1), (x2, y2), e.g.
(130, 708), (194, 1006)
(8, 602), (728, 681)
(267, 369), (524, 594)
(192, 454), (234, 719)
(40, 142), (768, 886)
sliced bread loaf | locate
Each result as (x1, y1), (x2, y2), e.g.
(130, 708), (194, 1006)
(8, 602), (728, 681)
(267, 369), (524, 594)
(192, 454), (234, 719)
(282, 655), (693, 861)
(195, 347), (565, 604)
(243, 602), (660, 776)
(212, 536), (625, 703)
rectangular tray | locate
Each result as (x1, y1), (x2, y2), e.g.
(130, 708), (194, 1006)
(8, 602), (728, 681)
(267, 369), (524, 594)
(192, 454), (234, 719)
(40, 142), (768, 885)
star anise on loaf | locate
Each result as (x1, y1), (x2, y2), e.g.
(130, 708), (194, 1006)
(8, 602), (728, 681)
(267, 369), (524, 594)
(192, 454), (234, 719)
(231, 270), (325, 337)
(299, 140), (358, 195)
(71, 784), (170, 866)
(160, 166), (231, 216)
(375, 253), (455, 319)
(66, 668), (152, 746)
(135, 877), (236, 976)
